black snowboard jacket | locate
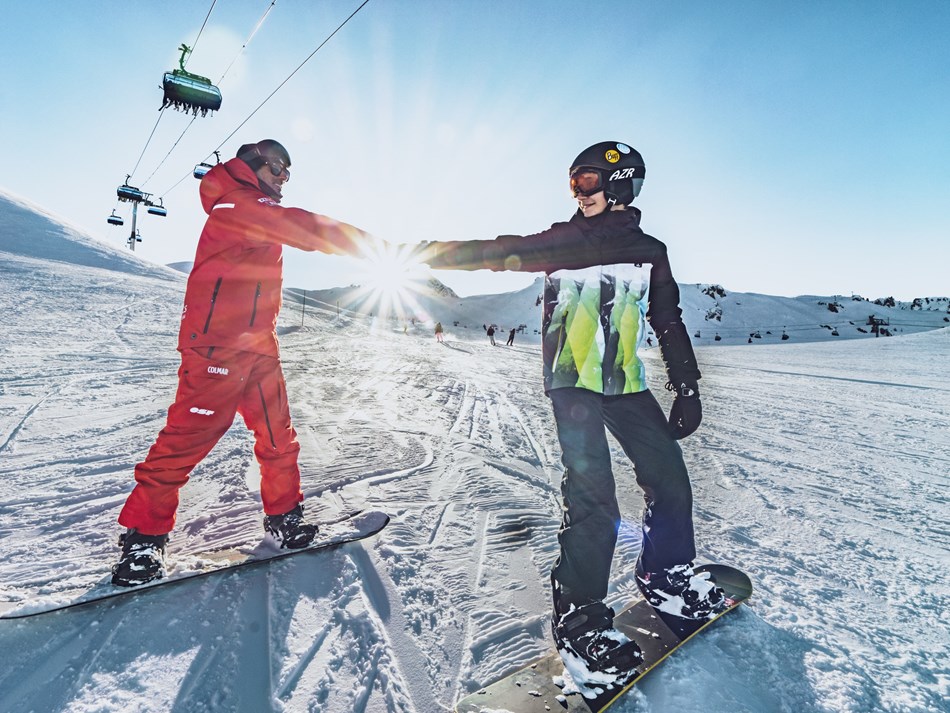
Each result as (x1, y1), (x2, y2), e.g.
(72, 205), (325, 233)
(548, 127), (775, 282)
(422, 208), (701, 395)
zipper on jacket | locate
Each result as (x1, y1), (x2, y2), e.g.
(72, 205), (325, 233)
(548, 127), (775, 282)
(249, 282), (262, 327)
(202, 277), (223, 334)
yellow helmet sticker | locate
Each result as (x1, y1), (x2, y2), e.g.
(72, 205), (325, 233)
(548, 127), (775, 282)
(605, 149), (621, 163)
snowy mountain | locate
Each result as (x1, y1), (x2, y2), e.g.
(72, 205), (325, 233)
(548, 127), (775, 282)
(300, 277), (949, 347)
(1, 192), (948, 712)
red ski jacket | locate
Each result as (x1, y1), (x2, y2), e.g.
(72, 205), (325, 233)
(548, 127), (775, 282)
(178, 157), (370, 356)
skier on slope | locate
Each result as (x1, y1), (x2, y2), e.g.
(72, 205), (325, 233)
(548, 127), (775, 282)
(112, 139), (376, 586)
(416, 141), (727, 684)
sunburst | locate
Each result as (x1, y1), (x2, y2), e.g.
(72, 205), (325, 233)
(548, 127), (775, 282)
(353, 241), (430, 326)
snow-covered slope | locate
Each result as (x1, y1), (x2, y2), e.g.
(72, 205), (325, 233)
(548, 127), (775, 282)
(0, 189), (183, 282)
(678, 284), (949, 346)
(1, 197), (947, 713)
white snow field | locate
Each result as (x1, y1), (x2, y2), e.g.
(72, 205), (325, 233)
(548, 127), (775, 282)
(0, 190), (947, 713)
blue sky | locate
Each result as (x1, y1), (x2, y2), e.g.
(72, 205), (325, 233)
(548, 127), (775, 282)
(2, 0), (947, 299)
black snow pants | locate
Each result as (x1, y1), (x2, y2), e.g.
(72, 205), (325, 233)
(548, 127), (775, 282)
(548, 387), (696, 615)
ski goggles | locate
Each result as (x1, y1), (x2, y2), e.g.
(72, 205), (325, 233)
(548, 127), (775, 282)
(265, 159), (290, 180)
(569, 168), (603, 197)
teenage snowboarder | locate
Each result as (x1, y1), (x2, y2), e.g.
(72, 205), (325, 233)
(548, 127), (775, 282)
(417, 141), (726, 685)
(112, 139), (376, 586)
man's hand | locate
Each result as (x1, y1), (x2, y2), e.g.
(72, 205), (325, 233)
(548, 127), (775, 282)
(667, 381), (702, 439)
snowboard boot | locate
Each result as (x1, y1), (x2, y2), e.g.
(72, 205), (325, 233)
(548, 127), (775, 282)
(552, 601), (643, 695)
(635, 560), (728, 620)
(263, 504), (318, 549)
(111, 529), (168, 587)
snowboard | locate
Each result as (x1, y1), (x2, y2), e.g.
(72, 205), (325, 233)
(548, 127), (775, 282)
(0, 509), (389, 620)
(455, 564), (752, 713)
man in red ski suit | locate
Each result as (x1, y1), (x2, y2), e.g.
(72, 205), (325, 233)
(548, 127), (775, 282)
(112, 139), (373, 586)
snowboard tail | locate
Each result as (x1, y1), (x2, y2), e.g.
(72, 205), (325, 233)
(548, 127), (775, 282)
(0, 509), (389, 620)
(455, 564), (752, 713)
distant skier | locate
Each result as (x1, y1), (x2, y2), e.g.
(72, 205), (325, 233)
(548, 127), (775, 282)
(506, 328), (516, 346)
(487, 325), (496, 345)
(417, 141), (726, 686)
(435, 321), (444, 342)
(112, 139), (376, 587)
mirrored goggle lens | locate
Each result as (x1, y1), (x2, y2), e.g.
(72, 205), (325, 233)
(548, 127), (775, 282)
(268, 161), (290, 180)
(570, 170), (602, 196)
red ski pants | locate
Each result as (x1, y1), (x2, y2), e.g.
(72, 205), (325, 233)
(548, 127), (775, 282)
(118, 348), (303, 535)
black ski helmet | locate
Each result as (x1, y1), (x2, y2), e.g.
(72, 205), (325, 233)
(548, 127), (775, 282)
(237, 139), (291, 173)
(569, 141), (645, 206)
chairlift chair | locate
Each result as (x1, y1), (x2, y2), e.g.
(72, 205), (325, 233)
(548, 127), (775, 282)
(147, 199), (167, 217)
(161, 44), (222, 117)
(117, 181), (146, 203)
(107, 210), (124, 226)
(194, 151), (221, 179)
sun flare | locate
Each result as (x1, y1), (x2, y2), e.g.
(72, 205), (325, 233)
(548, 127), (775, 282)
(355, 242), (430, 323)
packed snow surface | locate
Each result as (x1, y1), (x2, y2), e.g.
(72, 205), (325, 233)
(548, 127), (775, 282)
(1, 192), (948, 712)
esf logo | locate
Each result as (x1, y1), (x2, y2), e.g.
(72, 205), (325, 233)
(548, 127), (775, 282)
(208, 365), (229, 376)
(609, 167), (639, 181)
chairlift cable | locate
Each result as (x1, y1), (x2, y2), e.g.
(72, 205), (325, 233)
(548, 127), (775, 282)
(125, 0), (217, 183)
(216, 0), (278, 85)
(187, 0), (219, 66)
(157, 0), (372, 199)
(140, 116), (198, 188)
(214, 0), (371, 151)
(138, 0), (278, 190)
(129, 111), (167, 181)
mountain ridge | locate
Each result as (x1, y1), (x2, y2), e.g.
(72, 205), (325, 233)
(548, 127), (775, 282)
(3, 189), (946, 347)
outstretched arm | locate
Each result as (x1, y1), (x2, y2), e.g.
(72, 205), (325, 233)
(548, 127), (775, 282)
(209, 196), (377, 257)
(417, 222), (592, 273)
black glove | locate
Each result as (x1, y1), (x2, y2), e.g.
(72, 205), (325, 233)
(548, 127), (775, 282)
(667, 381), (702, 439)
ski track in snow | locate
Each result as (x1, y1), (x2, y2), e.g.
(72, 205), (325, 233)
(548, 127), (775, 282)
(1, 244), (949, 712)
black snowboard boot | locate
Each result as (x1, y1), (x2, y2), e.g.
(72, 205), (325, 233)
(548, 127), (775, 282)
(111, 529), (168, 587)
(635, 560), (728, 620)
(263, 504), (318, 549)
(552, 601), (643, 693)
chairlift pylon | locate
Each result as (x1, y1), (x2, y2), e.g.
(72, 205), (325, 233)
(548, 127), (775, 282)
(110, 179), (161, 251)
(161, 44), (222, 117)
(128, 229), (143, 250)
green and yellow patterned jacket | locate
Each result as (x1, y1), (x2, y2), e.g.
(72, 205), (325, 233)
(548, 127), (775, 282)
(423, 208), (700, 396)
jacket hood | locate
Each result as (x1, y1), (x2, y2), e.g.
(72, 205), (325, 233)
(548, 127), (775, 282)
(200, 157), (272, 214)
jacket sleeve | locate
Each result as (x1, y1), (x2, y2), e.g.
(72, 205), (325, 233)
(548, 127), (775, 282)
(207, 193), (373, 256)
(422, 222), (590, 273)
(646, 244), (702, 386)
